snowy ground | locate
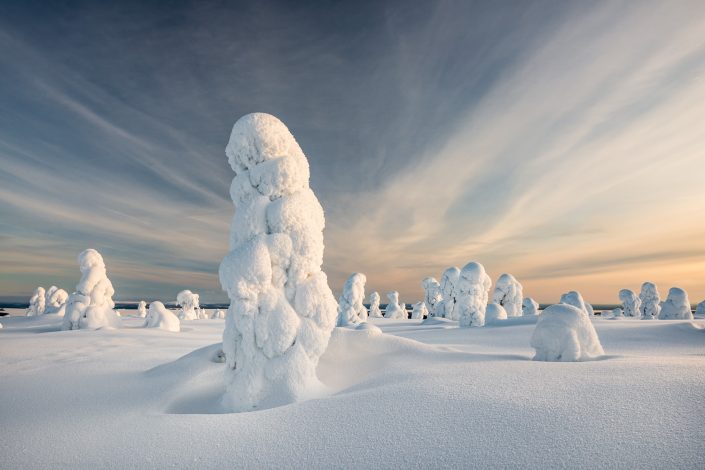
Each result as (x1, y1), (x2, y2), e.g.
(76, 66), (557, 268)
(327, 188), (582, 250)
(1, 311), (703, 469)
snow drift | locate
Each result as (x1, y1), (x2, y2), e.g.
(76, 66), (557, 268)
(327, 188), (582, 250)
(492, 273), (523, 317)
(143, 301), (180, 332)
(531, 303), (604, 361)
(659, 287), (693, 320)
(218, 113), (337, 412)
(337, 273), (368, 326)
(457, 261), (492, 327)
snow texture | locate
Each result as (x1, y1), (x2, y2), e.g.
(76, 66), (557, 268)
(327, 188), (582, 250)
(522, 297), (539, 316)
(437, 266), (460, 320)
(219, 113), (337, 412)
(176, 290), (201, 321)
(137, 300), (148, 318)
(384, 291), (407, 319)
(43, 286), (68, 316)
(639, 282), (661, 320)
(411, 301), (428, 319)
(61, 249), (120, 330)
(336, 273), (367, 326)
(485, 302), (508, 324)
(618, 289), (641, 318)
(26, 287), (45, 316)
(457, 261), (492, 327)
(143, 301), (180, 332)
(368, 291), (383, 318)
(659, 287), (694, 320)
(531, 303), (604, 361)
(422, 277), (442, 317)
(492, 273), (523, 317)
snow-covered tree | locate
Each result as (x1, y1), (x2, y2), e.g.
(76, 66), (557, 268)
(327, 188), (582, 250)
(44, 286), (68, 315)
(437, 267), (460, 320)
(531, 303), (604, 361)
(522, 297), (539, 316)
(384, 291), (406, 319)
(610, 308), (624, 318)
(62, 249), (120, 330)
(219, 113), (337, 411)
(143, 301), (180, 332)
(176, 290), (200, 320)
(368, 291), (383, 318)
(337, 273), (368, 326)
(422, 277), (442, 317)
(492, 273), (523, 317)
(659, 287), (693, 320)
(457, 261), (492, 327)
(211, 308), (226, 319)
(618, 289), (641, 318)
(485, 302), (507, 325)
(639, 282), (661, 320)
(696, 300), (705, 318)
(136, 300), (148, 318)
(559, 291), (592, 316)
(411, 301), (428, 319)
(26, 287), (46, 316)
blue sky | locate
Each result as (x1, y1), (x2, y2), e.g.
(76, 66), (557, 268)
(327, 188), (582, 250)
(1, 0), (704, 304)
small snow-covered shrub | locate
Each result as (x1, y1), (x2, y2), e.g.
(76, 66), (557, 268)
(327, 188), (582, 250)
(492, 274), (523, 317)
(143, 301), (180, 332)
(485, 303), (507, 324)
(611, 308), (624, 318)
(368, 291), (383, 318)
(384, 291), (407, 319)
(176, 290), (201, 320)
(437, 266), (460, 320)
(618, 289), (641, 318)
(26, 287), (46, 316)
(411, 301), (428, 319)
(522, 297), (539, 316)
(62, 249), (120, 330)
(639, 282), (661, 320)
(531, 303), (604, 361)
(137, 300), (148, 318)
(211, 308), (226, 319)
(422, 277), (442, 317)
(659, 287), (693, 320)
(457, 261), (491, 327)
(44, 286), (68, 315)
(695, 300), (705, 318)
(337, 273), (368, 326)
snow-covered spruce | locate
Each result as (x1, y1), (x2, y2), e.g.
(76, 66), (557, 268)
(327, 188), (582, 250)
(62, 249), (120, 330)
(696, 300), (705, 318)
(457, 262), (492, 327)
(176, 290), (201, 320)
(219, 113), (337, 412)
(492, 273), (523, 317)
(26, 286), (46, 316)
(559, 291), (592, 316)
(610, 308), (624, 318)
(530, 303), (604, 361)
(137, 300), (148, 318)
(422, 277), (442, 317)
(142, 301), (180, 332)
(384, 291), (407, 319)
(368, 291), (383, 318)
(411, 301), (428, 319)
(211, 308), (226, 319)
(485, 303), (508, 325)
(618, 289), (641, 318)
(639, 282), (661, 320)
(44, 286), (68, 315)
(437, 267), (460, 320)
(522, 297), (539, 316)
(337, 273), (368, 326)
(659, 287), (693, 320)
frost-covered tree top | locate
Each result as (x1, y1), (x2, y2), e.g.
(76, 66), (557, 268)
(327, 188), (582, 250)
(384, 291), (406, 319)
(26, 286), (46, 316)
(485, 302), (507, 325)
(522, 297), (539, 316)
(62, 249), (120, 330)
(219, 113), (337, 412)
(438, 266), (460, 320)
(618, 289), (641, 318)
(44, 286), (68, 315)
(176, 290), (200, 321)
(368, 291), (383, 318)
(531, 303), (604, 362)
(659, 287), (693, 320)
(143, 301), (180, 332)
(639, 282), (661, 320)
(492, 273), (523, 317)
(560, 291), (589, 316)
(422, 277), (442, 317)
(337, 273), (368, 326)
(457, 261), (492, 327)
(410, 301), (428, 320)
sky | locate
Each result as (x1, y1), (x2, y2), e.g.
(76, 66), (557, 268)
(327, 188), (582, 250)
(1, 0), (704, 304)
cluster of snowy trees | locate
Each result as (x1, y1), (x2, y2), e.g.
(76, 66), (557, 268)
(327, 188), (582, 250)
(26, 285), (68, 316)
(608, 282), (695, 320)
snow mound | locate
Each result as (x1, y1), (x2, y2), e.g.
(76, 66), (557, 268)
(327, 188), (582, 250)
(26, 287), (46, 316)
(437, 266), (460, 320)
(410, 301), (428, 319)
(530, 303), (604, 361)
(368, 291), (383, 318)
(618, 289), (641, 318)
(522, 297), (539, 316)
(659, 287), (693, 320)
(44, 286), (68, 315)
(422, 277), (442, 317)
(219, 113), (337, 412)
(62, 249), (120, 330)
(485, 303), (508, 324)
(457, 261), (491, 327)
(176, 290), (201, 320)
(492, 273), (523, 317)
(136, 300), (147, 318)
(143, 301), (180, 332)
(639, 282), (661, 320)
(384, 291), (407, 319)
(337, 273), (367, 326)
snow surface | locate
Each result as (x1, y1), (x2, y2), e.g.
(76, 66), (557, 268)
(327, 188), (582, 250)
(337, 273), (367, 326)
(457, 261), (492, 327)
(522, 297), (539, 316)
(368, 291), (383, 318)
(619, 289), (641, 318)
(659, 287), (694, 320)
(143, 301), (180, 332)
(437, 266), (460, 320)
(530, 303), (604, 361)
(384, 291), (407, 319)
(1, 312), (703, 469)
(219, 113), (337, 412)
(639, 282), (661, 320)
(176, 290), (201, 321)
(492, 273), (523, 317)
